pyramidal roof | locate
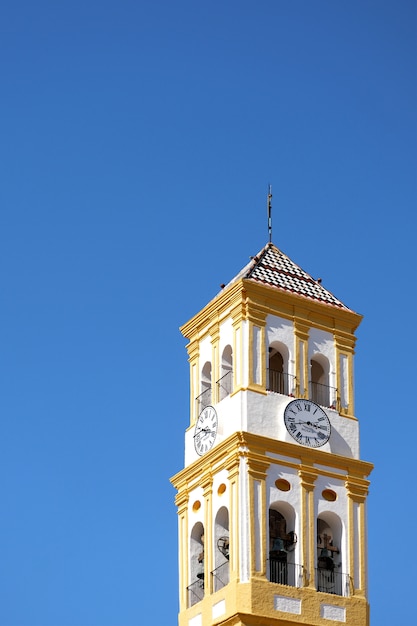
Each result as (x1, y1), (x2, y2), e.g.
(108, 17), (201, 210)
(223, 242), (351, 311)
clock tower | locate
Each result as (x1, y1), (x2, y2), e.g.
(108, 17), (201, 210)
(171, 242), (373, 626)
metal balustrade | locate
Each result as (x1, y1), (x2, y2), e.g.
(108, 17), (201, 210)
(267, 369), (296, 396)
(211, 561), (229, 592)
(187, 578), (204, 608)
(315, 568), (350, 596)
(268, 559), (304, 587)
(216, 370), (232, 401)
(195, 387), (212, 415)
(309, 381), (338, 409)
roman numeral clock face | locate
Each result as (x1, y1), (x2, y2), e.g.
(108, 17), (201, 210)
(284, 399), (331, 448)
(194, 406), (218, 456)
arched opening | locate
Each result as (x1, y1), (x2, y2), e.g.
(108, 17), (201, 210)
(197, 361), (212, 414)
(188, 522), (205, 607)
(316, 514), (344, 596)
(213, 507), (229, 591)
(268, 342), (292, 395)
(310, 354), (330, 407)
(218, 346), (233, 401)
(268, 505), (298, 586)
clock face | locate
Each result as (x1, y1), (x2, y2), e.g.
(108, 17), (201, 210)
(284, 399), (331, 448)
(194, 406), (218, 456)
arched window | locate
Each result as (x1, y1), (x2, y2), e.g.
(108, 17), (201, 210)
(316, 515), (344, 596)
(218, 346), (233, 401)
(268, 506), (298, 586)
(197, 361), (212, 414)
(213, 507), (229, 591)
(310, 355), (330, 407)
(268, 342), (292, 395)
(188, 523), (205, 607)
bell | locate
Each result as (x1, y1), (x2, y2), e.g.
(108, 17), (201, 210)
(318, 550), (334, 571)
(272, 537), (287, 553)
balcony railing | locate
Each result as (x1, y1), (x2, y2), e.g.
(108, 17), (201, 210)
(216, 370), (232, 401)
(195, 387), (212, 415)
(309, 381), (338, 409)
(267, 369), (296, 396)
(211, 561), (229, 592)
(268, 559), (304, 587)
(315, 568), (350, 597)
(187, 578), (204, 607)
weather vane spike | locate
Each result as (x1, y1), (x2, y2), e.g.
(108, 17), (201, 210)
(267, 184), (272, 243)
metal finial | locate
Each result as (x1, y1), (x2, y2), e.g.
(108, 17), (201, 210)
(267, 184), (272, 243)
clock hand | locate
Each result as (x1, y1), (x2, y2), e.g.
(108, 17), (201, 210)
(194, 427), (213, 438)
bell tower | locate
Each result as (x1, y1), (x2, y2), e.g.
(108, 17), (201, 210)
(171, 242), (373, 626)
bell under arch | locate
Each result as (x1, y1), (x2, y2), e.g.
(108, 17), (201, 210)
(268, 503), (298, 586)
(213, 506), (229, 591)
(268, 341), (290, 395)
(310, 353), (330, 407)
(316, 513), (343, 595)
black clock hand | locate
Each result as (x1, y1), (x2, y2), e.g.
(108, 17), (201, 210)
(194, 426), (213, 438)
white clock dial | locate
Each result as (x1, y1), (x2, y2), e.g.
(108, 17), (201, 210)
(194, 406), (218, 456)
(284, 399), (331, 448)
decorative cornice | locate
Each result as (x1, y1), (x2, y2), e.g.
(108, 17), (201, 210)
(299, 467), (319, 491)
(346, 477), (370, 502)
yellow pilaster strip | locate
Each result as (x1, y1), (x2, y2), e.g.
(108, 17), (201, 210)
(210, 323), (220, 404)
(247, 455), (270, 576)
(347, 352), (355, 416)
(294, 322), (309, 398)
(346, 477), (369, 597)
(299, 467), (318, 588)
(247, 306), (267, 393)
(226, 453), (241, 582)
(335, 333), (357, 417)
(201, 472), (214, 595)
(186, 338), (199, 424)
(175, 487), (189, 612)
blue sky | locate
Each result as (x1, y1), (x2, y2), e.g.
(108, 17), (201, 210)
(0, 1), (415, 625)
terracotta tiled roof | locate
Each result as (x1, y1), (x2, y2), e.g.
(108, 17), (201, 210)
(225, 242), (350, 310)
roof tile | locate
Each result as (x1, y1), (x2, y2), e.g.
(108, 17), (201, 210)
(227, 243), (350, 310)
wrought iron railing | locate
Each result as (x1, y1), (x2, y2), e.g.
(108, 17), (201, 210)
(315, 568), (350, 596)
(187, 578), (204, 607)
(211, 561), (229, 592)
(268, 559), (304, 587)
(216, 370), (233, 401)
(267, 369), (296, 396)
(195, 387), (212, 415)
(309, 381), (338, 409)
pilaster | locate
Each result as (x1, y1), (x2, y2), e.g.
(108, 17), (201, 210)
(299, 467), (318, 589)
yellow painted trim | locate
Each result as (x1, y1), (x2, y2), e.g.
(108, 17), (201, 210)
(171, 432), (372, 626)
(248, 319), (266, 388)
(232, 317), (243, 392)
(210, 327), (220, 404)
(227, 460), (240, 582)
(180, 278), (362, 344)
(247, 457), (269, 576)
(201, 472), (213, 595)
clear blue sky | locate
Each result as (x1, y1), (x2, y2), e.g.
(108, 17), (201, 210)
(0, 1), (415, 625)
